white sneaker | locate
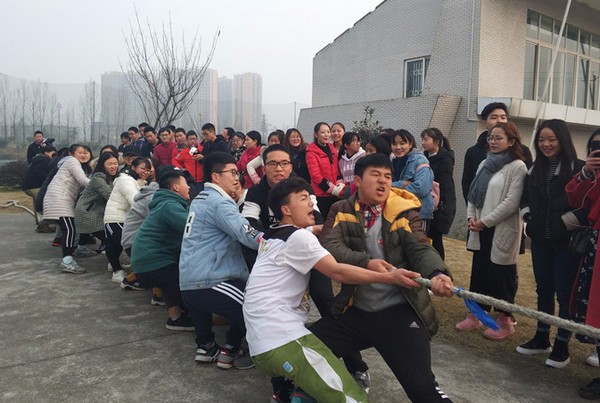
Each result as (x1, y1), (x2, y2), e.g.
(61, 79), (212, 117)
(59, 257), (86, 274)
(107, 262), (113, 272)
(586, 353), (599, 367)
(74, 246), (97, 258)
(111, 270), (126, 284)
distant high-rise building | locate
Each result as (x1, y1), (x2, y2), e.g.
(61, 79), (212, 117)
(218, 76), (234, 130)
(180, 69), (218, 130)
(234, 72), (263, 133)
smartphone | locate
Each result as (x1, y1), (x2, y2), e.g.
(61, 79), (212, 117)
(590, 141), (600, 153)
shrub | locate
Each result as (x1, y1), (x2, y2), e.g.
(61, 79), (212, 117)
(0, 159), (28, 186)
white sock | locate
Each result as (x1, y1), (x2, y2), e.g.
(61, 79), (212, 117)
(62, 256), (74, 264)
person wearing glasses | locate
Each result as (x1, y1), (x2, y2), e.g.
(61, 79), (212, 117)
(456, 122), (527, 341)
(179, 152), (262, 370)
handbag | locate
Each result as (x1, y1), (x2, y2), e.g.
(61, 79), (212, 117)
(568, 226), (594, 256)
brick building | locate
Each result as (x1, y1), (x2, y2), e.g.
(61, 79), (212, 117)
(297, 0), (600, 235)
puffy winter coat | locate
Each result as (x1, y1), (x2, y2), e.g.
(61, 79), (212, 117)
(75, 172), (114, 234)
(103, 173), (146, 224)
(427, 148), (456, 234)
(43, 156), (90, 220)
(392, 149), (434, 220)
(305, 142), (339, 197)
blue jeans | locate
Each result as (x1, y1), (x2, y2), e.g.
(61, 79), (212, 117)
(530, 240), (579, 341)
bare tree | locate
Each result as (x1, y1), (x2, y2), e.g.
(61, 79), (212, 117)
(79, 80), (98, 144)
(47, 92), (58, 137)
(121, 10), (219, 128)
(0, 77), (9, 141)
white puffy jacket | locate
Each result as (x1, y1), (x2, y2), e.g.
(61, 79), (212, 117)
(43, 156), (90, 220)
(103, 173), (146, 224)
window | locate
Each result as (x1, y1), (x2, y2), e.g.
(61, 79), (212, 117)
(524, 10), (600, 111)
(405, 57), (430, 98)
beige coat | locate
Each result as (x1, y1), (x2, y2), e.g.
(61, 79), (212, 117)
(467, 159), (527, 265)
(43, 156), (90, 220)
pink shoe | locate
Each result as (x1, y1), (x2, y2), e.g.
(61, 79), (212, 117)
(483, 313), (515, 341)
(455, 313), (482, 331)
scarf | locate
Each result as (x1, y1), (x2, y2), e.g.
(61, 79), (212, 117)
(467, 150), (513, 208)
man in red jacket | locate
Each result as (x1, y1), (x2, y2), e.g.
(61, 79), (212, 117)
(154, 127), (177, 167)
(173, 131), (204, 188)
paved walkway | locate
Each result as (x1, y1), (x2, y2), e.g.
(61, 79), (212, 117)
(0, 213), (591, 402)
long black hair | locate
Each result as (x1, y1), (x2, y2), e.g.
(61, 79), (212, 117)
(93, 151), (119, 184)
(531, 119), (578, 190)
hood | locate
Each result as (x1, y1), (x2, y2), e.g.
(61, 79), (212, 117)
(134, 181), (159, 202)
(148, 188), (188, 210)
(350, 187), (421, 224)
(341, 148), (365, 162)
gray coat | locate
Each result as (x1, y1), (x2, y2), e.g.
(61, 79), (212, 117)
(75, 173), (114, 234)
(43, 156), (90, 220)
(121, 182), (159, 250)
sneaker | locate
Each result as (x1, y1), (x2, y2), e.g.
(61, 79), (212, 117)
(483, 313), (514, 341)
(151, 296), (166, 306)
(52, 238), (61, 247)
(165, 313), (195, 331)
(270, 378), (294, 403)
(107, 262), (113, 272)
(195, 341), (220, 363)
(455, 312), (482, 331)
(354, 370), (371, 393)
(579, 378), (600, 400)
(545, 340), (570, 368)
(96, 242), (106, 254)
(233, 352), (255, 370)
(74, 246), (98, 258)
(121, 277), (146, 291)
(586, 353), (599, 367)
(111, 270), (126, 284)
(217, 345), (243, 369)
(59, 257), (86, 274)
(120, 254), (131, 270)
(516, 333), (552, 355)
(36, 220), (55, 233)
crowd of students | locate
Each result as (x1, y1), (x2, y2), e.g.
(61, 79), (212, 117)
(19, 105), (600, 400)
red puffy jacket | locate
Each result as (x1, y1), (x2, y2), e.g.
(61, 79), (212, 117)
(153, 141), (177, 167)
(306, 142), (339, 197)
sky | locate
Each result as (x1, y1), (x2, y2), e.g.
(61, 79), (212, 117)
(1, 0), (383, 106)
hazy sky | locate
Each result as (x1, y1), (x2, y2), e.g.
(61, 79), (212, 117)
(1, 0), (383, 106)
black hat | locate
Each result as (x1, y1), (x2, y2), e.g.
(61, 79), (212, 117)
(156, 164), (183, 182)
(122, 146), (139, 157)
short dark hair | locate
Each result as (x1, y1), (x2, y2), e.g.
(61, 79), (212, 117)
(366, 136), (392, 156)
(158, 127), (169, 135)
(120, 131), (130, 140)
(159, 170), (184, 190)
(268, 131), (284, 144)
(201, 123), (215, 132)
(43, 145), (57, 154)
(341, 131), (359, 147)
(175, 127), (186, 134)
(186, 130), (197, 138)
(128, 126), (138, 133)
(34, 130), (43, 136)
(268, 176), (312, 221)
(143, 126), (156, 135)
(167, 124), (176, 132)
(203, 152), (236, 182)
(263, 144), (292, 162)
(354, 153), (392, 178)
(224, 127), (236, 137)
(138, 122), (149, 129)
(480, 102), (508, 121)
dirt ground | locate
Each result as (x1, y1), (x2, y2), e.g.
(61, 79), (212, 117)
(1, 189), (597, 384)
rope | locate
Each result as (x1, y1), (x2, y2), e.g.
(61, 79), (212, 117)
(416, 277), (600, 340)
(0, 200), (36, 217)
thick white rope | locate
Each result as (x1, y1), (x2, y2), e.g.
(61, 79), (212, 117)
(0, 200), (36, 217)
(416, 277), (600, 340)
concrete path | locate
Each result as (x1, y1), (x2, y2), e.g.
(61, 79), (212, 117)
(0, 213), (591, 402)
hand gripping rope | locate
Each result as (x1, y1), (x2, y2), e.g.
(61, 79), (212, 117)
(415, 277), (600, 340)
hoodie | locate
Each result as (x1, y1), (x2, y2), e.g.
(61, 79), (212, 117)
(121, 182), (159, 250)
(130, 188), (189, 273)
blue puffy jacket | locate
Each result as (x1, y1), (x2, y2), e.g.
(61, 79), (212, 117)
(392, 149), (434, 220)
(179, 183), (262, 290)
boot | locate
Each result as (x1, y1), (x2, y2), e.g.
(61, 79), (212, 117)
(455, 312), (482, 331)
(516, 331), (551, 355)
(483, 313), (515, 341)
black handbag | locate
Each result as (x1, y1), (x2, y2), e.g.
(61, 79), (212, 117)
(568, 226), (594, 256)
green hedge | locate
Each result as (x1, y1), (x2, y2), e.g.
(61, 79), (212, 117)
(0, 159), (28, 187)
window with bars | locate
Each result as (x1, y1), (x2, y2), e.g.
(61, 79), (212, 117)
(405, 57), (430, 98)
(524, 9), (600, 110)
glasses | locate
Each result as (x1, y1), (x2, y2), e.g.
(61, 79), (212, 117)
(265, 160), (291, 169)
(215, 169), (240, 178)
(487, 136), (506, 143)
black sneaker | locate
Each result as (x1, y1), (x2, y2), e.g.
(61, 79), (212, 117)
(121, 277), (146, 291)
(165, 313), (195, 331)
(195, 341), (220, 363)
(579, 378), (600, 400)
(545, 339), (570, 368)
(516, 333), (552, 355)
